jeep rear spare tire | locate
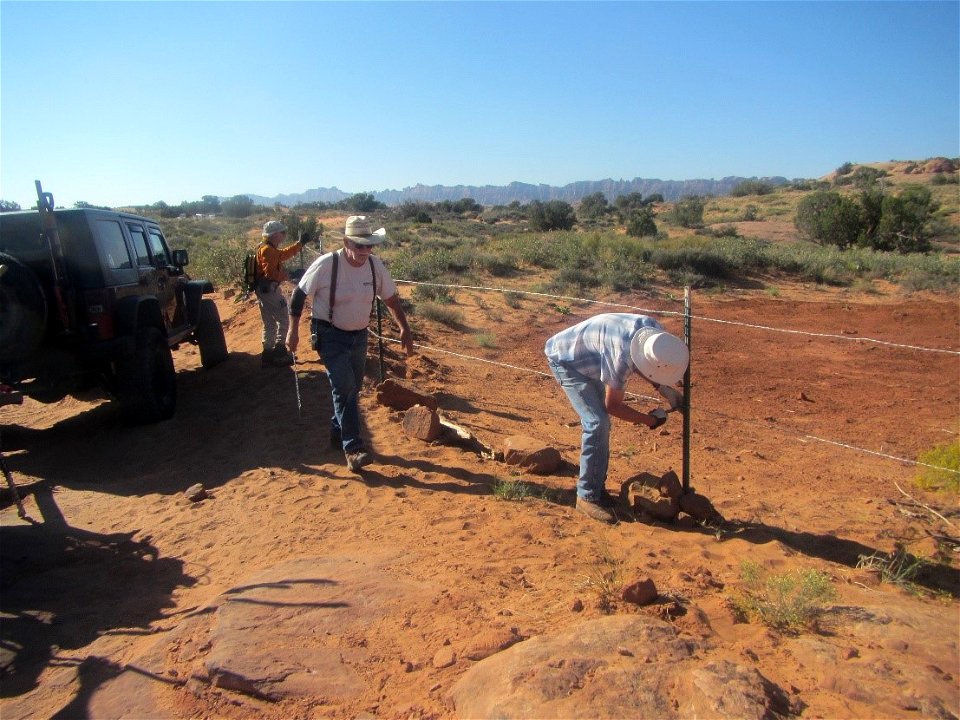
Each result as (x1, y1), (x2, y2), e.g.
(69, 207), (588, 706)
(117, 326), (176, 423)
(0, 252), (48, 364)
(195, 298), (228, 369)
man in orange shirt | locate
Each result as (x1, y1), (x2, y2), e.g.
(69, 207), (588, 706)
(255, 220), (306, 368)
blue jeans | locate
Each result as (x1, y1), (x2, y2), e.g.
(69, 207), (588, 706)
(548, 360), (610, 502)
(318, 322), (368, 453)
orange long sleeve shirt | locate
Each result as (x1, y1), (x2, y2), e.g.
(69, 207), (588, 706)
(256, 239), (303, 283)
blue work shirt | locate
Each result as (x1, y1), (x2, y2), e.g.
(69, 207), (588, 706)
(544, 313), (663, 390)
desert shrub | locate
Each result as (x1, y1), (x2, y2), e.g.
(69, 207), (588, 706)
(503, 291), (523, 308)
(412, 283), (456, 304)
(857, 543), (929, 589)
(528, 200), (576, 231)
(475, 332), (497, 349)
(473, 252), (518, 277)
(872, 185), (938, 253)
(731, 180), (774, 197)
(672, 195), (706, 228)
(649, 246), (732, 279)
(414, 301), (464, 327)
(914, 441), (959, 493)
(730, 562), (836, 631)
(491, 478), (534, 501)
(626, 207), (658, 238)
(578, 192), (609, 220)
(931, 172), (959, 185)
(795, 191), (863, 249)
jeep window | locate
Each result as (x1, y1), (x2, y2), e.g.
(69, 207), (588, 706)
(95, 219), (133, 270)
(127, 223), (152, 267)
(147, 228), (170, 267)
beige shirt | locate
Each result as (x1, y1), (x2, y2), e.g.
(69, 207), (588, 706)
(297, 250), (397, 331)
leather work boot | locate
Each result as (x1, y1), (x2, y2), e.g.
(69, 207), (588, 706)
(575, 496), (615, 524)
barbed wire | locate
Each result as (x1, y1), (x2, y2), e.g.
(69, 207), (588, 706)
(371, 280), (960, 475)
(394, 279), (960, 355)
(371, 304), (960, 476)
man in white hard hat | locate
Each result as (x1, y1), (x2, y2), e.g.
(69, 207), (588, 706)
(544, 313), (689, 523)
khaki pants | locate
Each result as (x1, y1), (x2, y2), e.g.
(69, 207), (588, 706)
(255, 283), (290, 350)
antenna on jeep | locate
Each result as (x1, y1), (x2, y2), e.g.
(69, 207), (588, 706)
(34, 181), (73, 334)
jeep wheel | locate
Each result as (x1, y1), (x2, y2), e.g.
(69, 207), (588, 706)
(195, 298), (228, 368)
(117, 326), (176, 423)
(0, 252), (48, 364)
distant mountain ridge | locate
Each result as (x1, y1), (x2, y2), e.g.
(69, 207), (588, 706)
(243, 175), (790, 208)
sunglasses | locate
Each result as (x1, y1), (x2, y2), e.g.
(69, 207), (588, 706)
(347, 240), (374, 251)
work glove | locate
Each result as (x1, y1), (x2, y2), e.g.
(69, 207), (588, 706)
(299, 231), (312, 245)
(648, 408), (668, 430)
(657, 383), (684, 411)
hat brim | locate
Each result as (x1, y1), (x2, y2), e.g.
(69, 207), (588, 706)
(343, 227), (387, 246)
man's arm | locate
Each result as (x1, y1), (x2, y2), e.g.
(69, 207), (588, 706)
(604, 386), (662, 429)
(285, 286), (307, 352)
(383, 294), (414, 355)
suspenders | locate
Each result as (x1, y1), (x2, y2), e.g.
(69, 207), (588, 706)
(327, 250), (377, 325)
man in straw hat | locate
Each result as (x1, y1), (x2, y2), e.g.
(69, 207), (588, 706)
(287, 216), (413, 472)
(545, 313), (688, 523)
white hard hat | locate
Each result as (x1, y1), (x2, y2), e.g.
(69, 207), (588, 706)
(630, 328), (689, 386)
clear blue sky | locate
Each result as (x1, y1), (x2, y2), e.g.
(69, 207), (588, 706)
(2, 1), (957, 208)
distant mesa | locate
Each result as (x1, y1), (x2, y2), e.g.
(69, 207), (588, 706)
(241, 175), (791, 208)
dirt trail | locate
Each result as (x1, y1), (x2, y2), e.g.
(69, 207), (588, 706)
(1, 283), (957, 718)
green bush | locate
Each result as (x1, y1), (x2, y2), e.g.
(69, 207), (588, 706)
(795, 191), (862, 249)
(672, 195), (706, 228)
(626, 207), (658, 238)
(915, 441), (959, 492)
(731, 562), (836, 631)
(528, 200), (576, 231)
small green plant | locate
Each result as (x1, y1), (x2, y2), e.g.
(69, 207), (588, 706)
(503, 290), (523, 308)
(915, 441), (959, 493)
(474, 332), (497, 349)
(577, 534), (624, 612)
(730, 562), (836, 631)
(551, 303), (571, 315)
(765, 286), (780, 297)
(857, 543), (929, 589)
(415, 301), (464, 327)
(412, 283), (456, 304)
(491, 478), (534, 501)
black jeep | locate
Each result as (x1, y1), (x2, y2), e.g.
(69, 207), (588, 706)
(0, 185), (228, 423)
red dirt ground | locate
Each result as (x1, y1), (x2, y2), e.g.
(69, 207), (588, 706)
(2, 279), (958, 718)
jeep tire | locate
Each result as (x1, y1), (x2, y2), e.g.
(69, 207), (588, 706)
(0, 252), (48, 364)
(195, 298), (228, 369)
(117, 326), (177, 423)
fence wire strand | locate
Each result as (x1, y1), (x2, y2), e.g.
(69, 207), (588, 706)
(373, 279), (960, 475)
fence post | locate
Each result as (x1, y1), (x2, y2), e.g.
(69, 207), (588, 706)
(682, 287), (692, 494)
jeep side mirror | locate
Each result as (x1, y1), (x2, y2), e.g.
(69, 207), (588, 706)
(172, 249), (189, 268)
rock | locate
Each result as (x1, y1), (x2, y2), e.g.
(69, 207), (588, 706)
(625, 474), (680, 522)
(375, 379), (437, 412)
(571, 598), (584, 612)
(402, 405), (441, 442)
(432, 646), (456, 669)
(679, 492), (724, 525)
(449, 615), (787, 719)
(503, 435), (562, 475)
(185, 484), (207, 502)
(622, 577), (658, 606)
(463, 627), (521, 661)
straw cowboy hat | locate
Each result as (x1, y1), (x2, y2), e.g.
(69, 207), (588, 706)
(262, 220), (287, 237)
(630, 327), (689, 386)
(342, 216), (387, 246)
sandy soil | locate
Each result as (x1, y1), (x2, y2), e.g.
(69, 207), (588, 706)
(1, 279), (958, 719)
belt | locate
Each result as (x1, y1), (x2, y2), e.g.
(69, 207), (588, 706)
(312, 319), (366, 335)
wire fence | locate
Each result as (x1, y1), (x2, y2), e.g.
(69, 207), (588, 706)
(374, 279), (960, 476)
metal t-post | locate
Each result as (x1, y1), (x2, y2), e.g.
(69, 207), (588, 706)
(682, 287), (692, 494)
(376, 299), (385, 382)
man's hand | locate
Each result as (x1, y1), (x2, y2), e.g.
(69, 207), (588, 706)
(657, 383), (684, 411)
(299, 231), (312, 245)
(286, 324), (299, 353)
(647, 408), (668, 429)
